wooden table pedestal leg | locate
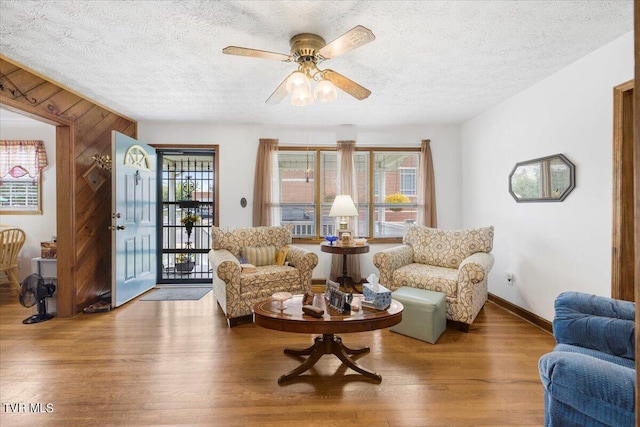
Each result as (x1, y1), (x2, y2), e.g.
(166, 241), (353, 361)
(339, 253), (359, 293)
(278, 334), (381, 384)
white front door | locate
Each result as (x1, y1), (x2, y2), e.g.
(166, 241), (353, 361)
(111, 131), (157, 307)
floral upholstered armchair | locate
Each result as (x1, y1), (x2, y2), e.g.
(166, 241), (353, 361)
(208, 225), (318, 327)
(373, 225), (495, 331)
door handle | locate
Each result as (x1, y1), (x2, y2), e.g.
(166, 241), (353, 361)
(116, 225), (126, 230)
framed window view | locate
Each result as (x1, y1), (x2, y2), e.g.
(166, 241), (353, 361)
(0, 140), (48, 215)
(277, 147), (421, 240)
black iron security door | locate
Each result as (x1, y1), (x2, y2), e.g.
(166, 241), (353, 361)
(157, 150), (215, 283)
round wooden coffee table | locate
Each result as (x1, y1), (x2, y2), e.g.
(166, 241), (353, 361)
(253, 293), (403, 384)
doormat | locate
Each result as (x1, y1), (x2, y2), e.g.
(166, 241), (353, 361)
(140, 287), (211, 301)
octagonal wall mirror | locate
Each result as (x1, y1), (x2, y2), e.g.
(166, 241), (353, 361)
(509, 154), (575, 202)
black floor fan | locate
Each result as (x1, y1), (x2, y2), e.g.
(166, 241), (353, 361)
(19, 274), (56, 324)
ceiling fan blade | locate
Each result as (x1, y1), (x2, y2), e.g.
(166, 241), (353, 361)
(317, 25), (375, 59)
(265, 73), (294, 104)
(323, 70), (371, 100)
(222, 46), (293, 62)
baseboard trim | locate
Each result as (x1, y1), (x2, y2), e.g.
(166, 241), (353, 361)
(488, 293), (552, 334)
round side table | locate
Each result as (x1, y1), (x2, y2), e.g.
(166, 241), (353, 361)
(320, 241), (369, 293)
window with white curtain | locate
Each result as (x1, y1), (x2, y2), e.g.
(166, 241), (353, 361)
(0, 140), (48, 214)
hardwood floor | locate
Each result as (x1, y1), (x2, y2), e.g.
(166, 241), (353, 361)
(0, 287), (555, 426)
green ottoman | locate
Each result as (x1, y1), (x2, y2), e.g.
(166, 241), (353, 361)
(390, 287), (446, 344)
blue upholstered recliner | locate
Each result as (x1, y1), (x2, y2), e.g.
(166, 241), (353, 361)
(539, 291), (636, 427)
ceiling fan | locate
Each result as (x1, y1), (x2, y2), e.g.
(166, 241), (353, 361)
(222, 25), (375, 106)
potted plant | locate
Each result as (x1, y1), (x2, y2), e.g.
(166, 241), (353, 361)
(180, 212), (201, 238)
(175, 253), (195, 272)
(384, 193), (410, 212)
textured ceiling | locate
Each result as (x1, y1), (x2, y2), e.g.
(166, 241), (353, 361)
(0, 1), (634, 127)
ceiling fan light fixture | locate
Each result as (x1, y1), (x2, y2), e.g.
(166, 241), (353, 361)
(313, 79), (337, 102)
(223, 25), (375, 106)
(285, 71), (310, 93)
(290, 85), (313, 106)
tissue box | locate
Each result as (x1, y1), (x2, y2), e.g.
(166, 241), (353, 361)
(362, 282), (392, 309)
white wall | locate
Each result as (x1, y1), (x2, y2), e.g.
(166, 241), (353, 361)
(460, 32), (634, 321)
(0, 111), (57, 282)
(138, 122), (462, 280)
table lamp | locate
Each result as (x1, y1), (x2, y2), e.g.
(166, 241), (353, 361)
(329, 195), (358, 230)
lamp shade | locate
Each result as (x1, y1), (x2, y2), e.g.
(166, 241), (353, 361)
(285, 71), (310, 93)
(329, 195), (358, 217)
(313, 79), (337, 102)
(290, 85), (313, 106)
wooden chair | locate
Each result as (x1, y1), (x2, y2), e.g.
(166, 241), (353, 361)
(0, 228), (26, 289)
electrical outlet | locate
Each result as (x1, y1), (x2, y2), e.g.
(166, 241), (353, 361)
(505, 272), (514, 285)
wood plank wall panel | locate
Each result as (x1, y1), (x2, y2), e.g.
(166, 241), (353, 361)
(0, 55), (137, 316)
(73, 120), (134, 305)
(29, 83), (64, 109)
(3, 68), (42, 96)
(46, 90), (85, 117)
(5, 78), (64, 108)
(633, 2), (639, 424)
(63, 99), (98, 122)
(77, 112), (118, 145)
